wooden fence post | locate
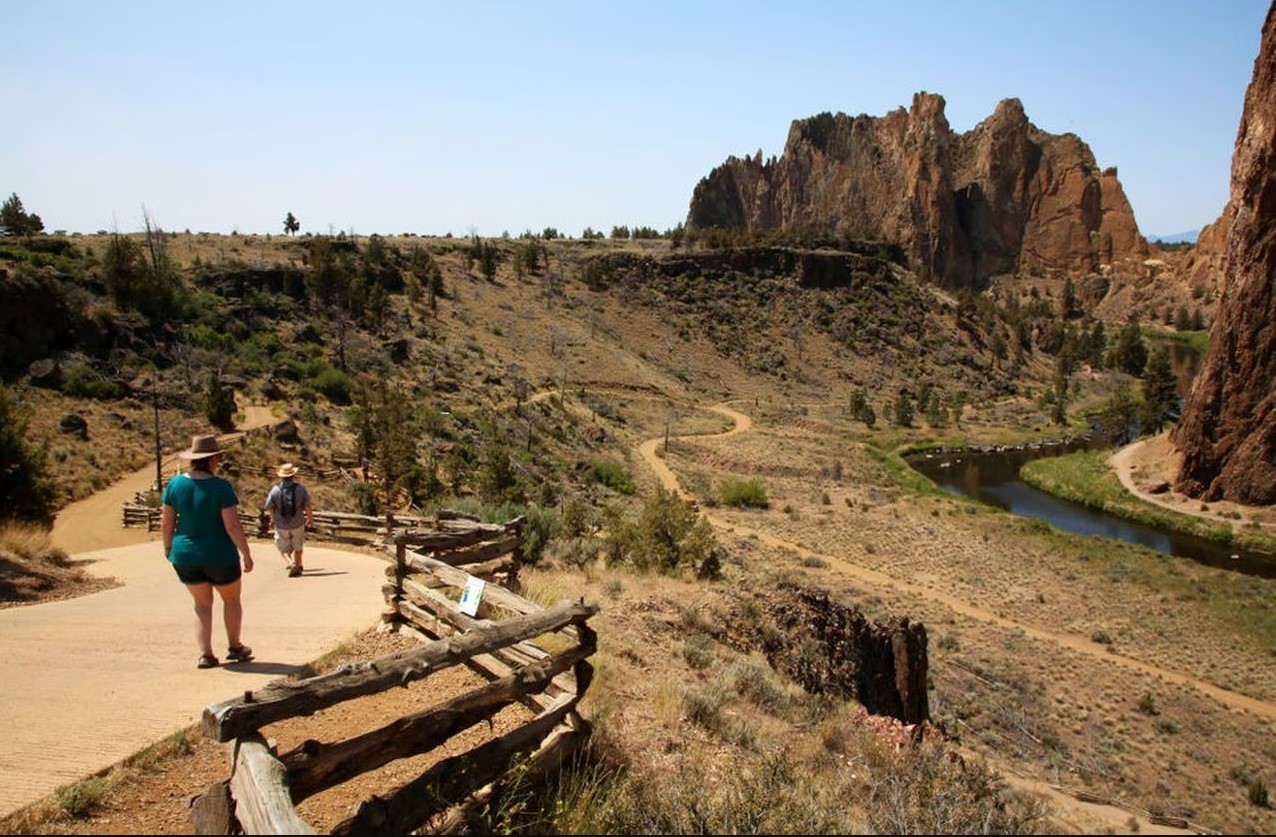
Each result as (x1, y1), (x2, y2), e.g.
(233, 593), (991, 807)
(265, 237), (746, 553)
(382, 539), (406, 630)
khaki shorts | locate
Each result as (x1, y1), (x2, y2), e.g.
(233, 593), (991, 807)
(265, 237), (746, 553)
(274, 526), (307, 554)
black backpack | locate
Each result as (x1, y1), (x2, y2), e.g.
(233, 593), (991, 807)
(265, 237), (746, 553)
(279, 482), (298, 519)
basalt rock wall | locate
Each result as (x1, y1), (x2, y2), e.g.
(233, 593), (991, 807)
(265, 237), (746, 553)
(717, 583), (929, 725)
(1173, 2), (1276, 504)
(688, 92), (1148, 288)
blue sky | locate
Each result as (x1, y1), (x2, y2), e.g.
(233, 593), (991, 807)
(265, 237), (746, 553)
(2, 0), (1268, 239)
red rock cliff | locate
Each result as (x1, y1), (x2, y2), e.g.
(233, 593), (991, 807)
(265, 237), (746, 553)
(1172, 2), (1276, 504)
(687, 92), (1148, 287)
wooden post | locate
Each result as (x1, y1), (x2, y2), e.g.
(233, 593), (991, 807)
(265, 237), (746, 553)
(383, 540), (406, 629)
(152, 374), (163, 492)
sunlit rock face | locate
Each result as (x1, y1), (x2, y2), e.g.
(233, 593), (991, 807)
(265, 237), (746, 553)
(1173, 4), (1276, 504)
(687, 91), (1147, 288)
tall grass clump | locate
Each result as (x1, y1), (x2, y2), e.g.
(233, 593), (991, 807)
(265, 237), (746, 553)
(54, 777), (108, 819)
(720, 478), (769, 509)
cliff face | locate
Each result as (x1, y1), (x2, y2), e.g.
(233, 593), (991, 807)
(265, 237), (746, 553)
(1172, 3), (1276, 504)
(715, 583), (929, 725)
(687, 92), (1148, 287)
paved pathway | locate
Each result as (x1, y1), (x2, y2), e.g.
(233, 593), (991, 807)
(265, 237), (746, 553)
(0, 540), (388, 819)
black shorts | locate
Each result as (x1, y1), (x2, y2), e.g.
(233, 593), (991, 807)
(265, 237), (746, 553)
(173, 563), (242, 586)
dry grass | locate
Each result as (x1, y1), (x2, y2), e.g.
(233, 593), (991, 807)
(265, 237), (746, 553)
(5, 231), (1272, 834)
(0, 522), (117, 608)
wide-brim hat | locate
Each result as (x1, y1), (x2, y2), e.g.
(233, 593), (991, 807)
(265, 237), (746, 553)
(179, 434), (224, 460)
(277, 462), (299, 478)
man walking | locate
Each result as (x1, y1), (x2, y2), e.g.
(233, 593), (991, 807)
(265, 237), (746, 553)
(264, 463), (313, 577)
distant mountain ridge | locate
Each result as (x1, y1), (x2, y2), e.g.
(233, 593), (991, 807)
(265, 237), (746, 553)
(1148, 229), (1201, 244)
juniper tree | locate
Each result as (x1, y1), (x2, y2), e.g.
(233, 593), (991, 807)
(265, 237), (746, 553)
(1140, 345), (1179, 434)
(0, 383), (57, 526)
(1, 192), (44, 239)
(204, 372), (236, 431)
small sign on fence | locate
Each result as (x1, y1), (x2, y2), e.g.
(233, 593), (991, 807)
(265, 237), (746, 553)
(458, 575), (486, 617)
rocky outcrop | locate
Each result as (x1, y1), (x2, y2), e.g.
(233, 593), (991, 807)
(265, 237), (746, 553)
(1180, 213), (1231, 301)
(1173, 3), (1276, 504)
(687, 92), (1149, 288)
(717, 583), (929, 725)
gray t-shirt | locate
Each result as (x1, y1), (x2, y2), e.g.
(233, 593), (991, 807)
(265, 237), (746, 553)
(264, 480), (311, 530)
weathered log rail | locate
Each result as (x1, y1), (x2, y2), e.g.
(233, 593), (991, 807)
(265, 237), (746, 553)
(122, 502), (446, 546)
(191, 515), (597, 835)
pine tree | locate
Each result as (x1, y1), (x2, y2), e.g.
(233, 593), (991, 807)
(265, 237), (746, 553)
(892, 393), (914, 427)
(0, 193), (44, 238)
(204, 373), (236, 431)
(1103, 384), (1139, 444)
(1108, 322), (1148, 376)
(1140, 345), (1179, 434)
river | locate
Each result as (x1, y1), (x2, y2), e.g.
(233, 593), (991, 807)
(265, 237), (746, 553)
(906, 337), (1276, 579)
(908, 442), (1276, 578)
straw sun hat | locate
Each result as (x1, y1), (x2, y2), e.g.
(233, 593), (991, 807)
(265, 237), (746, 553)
(277, 463), (299, 478)
(178, 434), (225, 460)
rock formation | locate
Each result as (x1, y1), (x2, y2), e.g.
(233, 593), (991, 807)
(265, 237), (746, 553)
(717, 583), (930, 725)
(1173, 3), (1276, 504)
(687, 92), (1149, 288)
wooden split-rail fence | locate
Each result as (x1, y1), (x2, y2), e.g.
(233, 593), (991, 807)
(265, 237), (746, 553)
(123, 499), (438, 546)
(233, 462), (363, 483)
(190, 513), (599, 835)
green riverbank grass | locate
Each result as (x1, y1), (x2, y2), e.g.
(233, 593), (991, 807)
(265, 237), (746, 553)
(1019, 449), (1276, 653)
(1020, 448), (1276, 556)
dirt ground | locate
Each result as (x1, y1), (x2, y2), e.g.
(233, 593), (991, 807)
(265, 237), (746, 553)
(5, 395), (1276, 835)
(1110, 431), (1276, 531)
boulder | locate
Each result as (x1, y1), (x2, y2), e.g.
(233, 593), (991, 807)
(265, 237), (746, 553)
(59, 412), (88, 440)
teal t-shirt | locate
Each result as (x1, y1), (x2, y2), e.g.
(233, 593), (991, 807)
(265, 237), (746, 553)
(162, 473), (240, 567)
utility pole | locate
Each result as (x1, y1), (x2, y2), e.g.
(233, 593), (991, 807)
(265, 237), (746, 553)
(152, 375), (163, 491)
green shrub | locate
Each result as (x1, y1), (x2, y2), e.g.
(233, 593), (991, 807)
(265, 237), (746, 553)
(59, 361), (124, 400)
(606, 486), (721, 578)
(311, 366), (353, 404)
(348, 481), (378, 516)
(590, 458), (635, 495)
(519, 504), (563, 565)
(682, 634), (716, 670)
(721, 478), (768, 509)
(1250, 779), (1270, 808)
(56, 776), (108, 818)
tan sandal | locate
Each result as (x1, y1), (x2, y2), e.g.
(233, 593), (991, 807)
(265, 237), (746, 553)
(226, 644), (253, 663)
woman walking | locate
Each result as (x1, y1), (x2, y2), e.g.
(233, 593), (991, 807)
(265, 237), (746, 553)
(161, 434), (255, 668)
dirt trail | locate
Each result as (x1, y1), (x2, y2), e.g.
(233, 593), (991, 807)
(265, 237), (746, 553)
(51, 399), (277, 555)
(633, 403), (1232, 833)
(637, 403), (751, 499)
(636, 409), (1276, 689)
(1108, 431), (1276, 532)
(646, 409), (1276, 720)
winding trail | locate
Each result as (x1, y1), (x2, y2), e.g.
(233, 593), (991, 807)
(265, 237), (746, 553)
(51, 400), (277, 555)
(635, 403), (1276, 726)
(1108, 430), (1276, 533)
(2, 399), (390, 820)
